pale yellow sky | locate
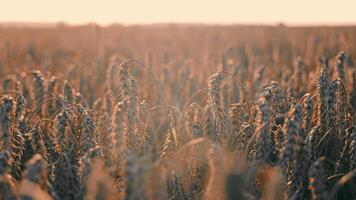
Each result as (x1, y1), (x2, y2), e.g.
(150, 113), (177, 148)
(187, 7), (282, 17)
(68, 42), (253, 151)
(1, 0), (356, 25)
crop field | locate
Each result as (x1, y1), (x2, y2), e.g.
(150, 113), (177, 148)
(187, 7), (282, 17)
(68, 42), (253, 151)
(0, 24), (355, 199)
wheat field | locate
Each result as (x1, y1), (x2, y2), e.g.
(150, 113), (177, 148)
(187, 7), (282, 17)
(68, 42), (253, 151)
(0, 24), (355, 200)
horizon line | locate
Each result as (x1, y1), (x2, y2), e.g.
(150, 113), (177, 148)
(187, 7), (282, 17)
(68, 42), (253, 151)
(1, 20), (356, 28)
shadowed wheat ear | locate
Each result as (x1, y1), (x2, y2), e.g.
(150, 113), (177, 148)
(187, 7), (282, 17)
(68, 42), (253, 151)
(53, 151), (82, 200)
(317, 62), (331, 130)
(349, 127), (356, 170)
(76, 105), (97, 156)
(335, 51), (346, 86)
(14, 93), (26, 122)
(32, 71), (46, 117)
(302, 93), (314, 136)
(309, 158), (328, 200)
(254, 97), (273, 166)
(53, 108), (69, 151)
(0, 150), (17, 199)
(22, 154), (58, 199)
(334, 79), (348, 137)
(0, 96), (13, 153)
(64, 80), (75, 104)
(46, 76), (59, 117)
(279, 104), (303, 171)
(286, 138), (311, 199)
(253, 65), (265, 96)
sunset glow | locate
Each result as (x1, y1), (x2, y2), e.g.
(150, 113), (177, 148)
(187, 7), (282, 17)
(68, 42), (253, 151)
(1, 0), (356, 25)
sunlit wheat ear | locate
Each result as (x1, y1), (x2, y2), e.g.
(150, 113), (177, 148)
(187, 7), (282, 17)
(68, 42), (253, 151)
(204, 72), (229, 143)
(238, 122), (254, 154)
(111, 101), (124, 142)
(29, 123), (49, 163)
(280, 104), (303, 171)
(184, 102), (203, 135)
(335, 51), (346, 86)
(111, 101), (128, 178)
(166, 107), (183, 146)
(229, 103), (245, 132)
(127, 77), (139, 124)
(160, 129), (175, 160)
(138, 100), (150, 151)
(0, 151), (17, 199)
(118, 61), (131, 101)
(93, 98), (103, 119)
(272, 124), (284, 154)
(96, 113), (112, 167)
(227, 103), (250, 151)
(309, 158), (328, 200)
(160, 110), (181, 159)
(63, 80), (74, 104)
(302, 94), (314, 135)
(11, 129), (25, 180)
(117, 62), (143, 154)
(105, 91), (113, 117)
(107, 55), (119, 98)
(32, 71), (46, 117)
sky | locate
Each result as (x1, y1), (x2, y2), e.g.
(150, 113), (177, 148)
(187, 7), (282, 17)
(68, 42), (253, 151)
(1, 0), (356, 25)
